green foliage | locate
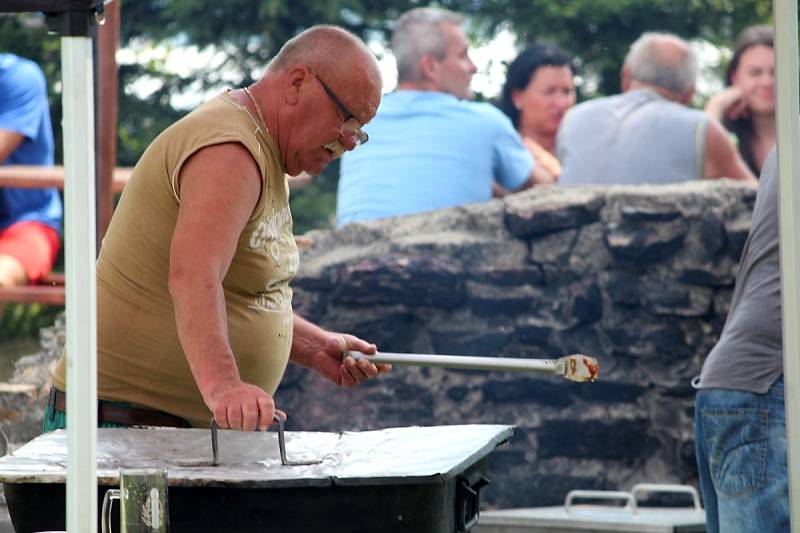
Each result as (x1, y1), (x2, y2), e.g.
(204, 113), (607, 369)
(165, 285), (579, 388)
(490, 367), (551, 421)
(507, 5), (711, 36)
(290, 163), (341, 234)
(0, 303), (62, 341)
(116, 62), (187, 166)
(460, 0), (772, 96)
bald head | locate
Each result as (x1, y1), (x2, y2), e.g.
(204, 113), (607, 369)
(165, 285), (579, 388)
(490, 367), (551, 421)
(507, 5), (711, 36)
(624, 32), (698, 96)
(266, 25), (382, 120)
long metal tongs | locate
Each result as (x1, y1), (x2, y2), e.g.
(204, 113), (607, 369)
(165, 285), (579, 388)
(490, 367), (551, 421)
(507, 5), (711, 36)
(348, 351), (600, 382)
(210, 411), (322, 467)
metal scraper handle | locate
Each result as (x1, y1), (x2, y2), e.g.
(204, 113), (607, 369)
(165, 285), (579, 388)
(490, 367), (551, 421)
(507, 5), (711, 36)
(347, 351), (599, 382)
(209, 412), (323, 467)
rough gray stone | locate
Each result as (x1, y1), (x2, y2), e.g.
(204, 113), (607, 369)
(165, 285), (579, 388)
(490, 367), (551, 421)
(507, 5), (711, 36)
(334, 254), (465, 308)
(606, 220), (687, 262)
(505, 188), (604, 238)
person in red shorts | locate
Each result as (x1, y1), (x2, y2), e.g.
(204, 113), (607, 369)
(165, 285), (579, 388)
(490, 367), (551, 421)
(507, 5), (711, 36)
(0, 53), (62, 287)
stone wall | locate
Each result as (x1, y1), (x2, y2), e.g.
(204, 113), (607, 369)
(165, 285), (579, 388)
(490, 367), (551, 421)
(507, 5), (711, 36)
(0, 181), (755, 512)
(279, 181), (755, 509)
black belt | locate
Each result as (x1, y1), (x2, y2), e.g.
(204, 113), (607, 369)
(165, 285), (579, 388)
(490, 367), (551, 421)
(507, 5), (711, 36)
(50, 387), (190, 428)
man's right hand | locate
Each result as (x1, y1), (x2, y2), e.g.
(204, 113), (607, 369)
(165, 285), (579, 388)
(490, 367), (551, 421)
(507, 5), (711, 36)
(206, 379), (275, 431)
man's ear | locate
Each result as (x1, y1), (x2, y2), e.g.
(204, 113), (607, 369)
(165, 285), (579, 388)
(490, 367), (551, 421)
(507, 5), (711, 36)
(419, 54), (438, 83)
(679, 86), (695, 106)
(284, 66), (308, 105)
(621, 65), (632, 92)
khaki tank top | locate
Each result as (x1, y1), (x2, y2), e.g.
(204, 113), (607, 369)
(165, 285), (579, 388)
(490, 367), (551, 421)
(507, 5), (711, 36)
(52, 92), (299, 428)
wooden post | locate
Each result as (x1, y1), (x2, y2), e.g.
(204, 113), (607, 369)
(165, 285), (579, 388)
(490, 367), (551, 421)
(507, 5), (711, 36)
(96, 0), (119, 244)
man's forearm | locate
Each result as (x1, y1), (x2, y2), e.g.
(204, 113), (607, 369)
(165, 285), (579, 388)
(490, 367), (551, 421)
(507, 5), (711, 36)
(170, 275), (240, 399)
(290, 313), (328, 368)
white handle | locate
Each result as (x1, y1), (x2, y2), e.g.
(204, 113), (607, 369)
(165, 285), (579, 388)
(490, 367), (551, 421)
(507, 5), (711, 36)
(348, 351), (559, 372)
(631, 483), (703, 510)
(101, 488), (120, 533)
(564, 490), (637, 514)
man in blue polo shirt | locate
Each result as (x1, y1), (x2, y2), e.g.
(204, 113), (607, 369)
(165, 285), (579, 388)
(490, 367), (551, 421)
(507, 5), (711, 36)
(0, 53), (62, 287)
(336, 7), (541, 227)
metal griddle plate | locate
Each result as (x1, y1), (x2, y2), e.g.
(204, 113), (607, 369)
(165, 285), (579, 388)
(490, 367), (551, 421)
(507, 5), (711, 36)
(0, 425), (514, 489)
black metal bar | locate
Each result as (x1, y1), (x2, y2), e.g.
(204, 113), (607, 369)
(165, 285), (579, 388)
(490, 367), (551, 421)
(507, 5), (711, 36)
(0, 0), (108, 37)
(0, 0), (96, 13)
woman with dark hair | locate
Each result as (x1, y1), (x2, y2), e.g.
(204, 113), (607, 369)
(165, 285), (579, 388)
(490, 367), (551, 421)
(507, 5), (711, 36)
(705, 25), (775, 175)
(499, 42), (576, 189)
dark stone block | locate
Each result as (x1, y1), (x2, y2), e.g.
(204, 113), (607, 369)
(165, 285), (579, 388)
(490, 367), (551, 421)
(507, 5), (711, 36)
(488, 448), (527, 470)
(697, 216), (727, 258)
(663, 382), (697, 397)
(506, 197), (603, 238)
(739, 186), (757, 208)
(725, 218), (751, 260)
(641, 281), (713, 317)
(291, 287), (327, 323)
(431, 328), (512, 356)
(530, 229), (577, 264)
(293, 270), (337, 291)
(541, 263), (580, 285)
(538, 419), (657, 459)
(604, 271), (641, 306)
(482, 378), (574, 407)
(466, 265), (544, 286)
(556, 326), (611, 358)
(515, 319), (554, 346)
(620, 203), (681, 221)
(518, 474), (610, 507)
(642, 323), (692, 359)
(679, 268), (734, 287)
(678, 438), (699, 479)
(466, 282), (539, 316)
(572, 279), (603, 325)
(447, 385), (469, 402)
(574, 381), (647, 403)
(334, 255), (465, 308)
(606, 221), (687, 263)
(372, 380), (434, 404)
(322, 306), (418, 352)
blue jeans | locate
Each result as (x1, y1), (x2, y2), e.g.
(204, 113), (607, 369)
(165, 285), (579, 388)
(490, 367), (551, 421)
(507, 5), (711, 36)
(695, 377), (789, 533)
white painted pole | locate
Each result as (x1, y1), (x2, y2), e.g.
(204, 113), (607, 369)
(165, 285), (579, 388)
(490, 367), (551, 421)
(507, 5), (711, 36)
(774, 1), (800, 530)
(61, 36), (98, 533)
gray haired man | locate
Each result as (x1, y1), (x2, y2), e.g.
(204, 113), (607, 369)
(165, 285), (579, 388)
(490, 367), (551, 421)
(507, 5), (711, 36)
(557, 32), (756, 186)
(336, 7), (545, 227)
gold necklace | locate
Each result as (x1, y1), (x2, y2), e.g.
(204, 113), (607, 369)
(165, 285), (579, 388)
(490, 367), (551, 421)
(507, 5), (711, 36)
(243, 86), (267, 134)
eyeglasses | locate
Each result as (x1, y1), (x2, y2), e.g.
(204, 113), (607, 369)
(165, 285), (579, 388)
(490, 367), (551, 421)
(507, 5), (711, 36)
(309, 68), (369, 146)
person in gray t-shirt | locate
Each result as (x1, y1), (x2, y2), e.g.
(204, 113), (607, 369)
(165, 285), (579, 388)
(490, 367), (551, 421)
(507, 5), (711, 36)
(694, 149), (787, 533)
(557, 32), (756, 186)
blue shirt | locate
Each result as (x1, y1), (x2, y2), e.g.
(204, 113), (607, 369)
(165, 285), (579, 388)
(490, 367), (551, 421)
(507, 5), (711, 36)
(0, 54), (62, 232)
(337, 91), (533, 226)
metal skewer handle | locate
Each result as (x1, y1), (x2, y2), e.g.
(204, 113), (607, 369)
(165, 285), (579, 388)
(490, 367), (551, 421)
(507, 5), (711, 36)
(348, 351), (599, 382)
